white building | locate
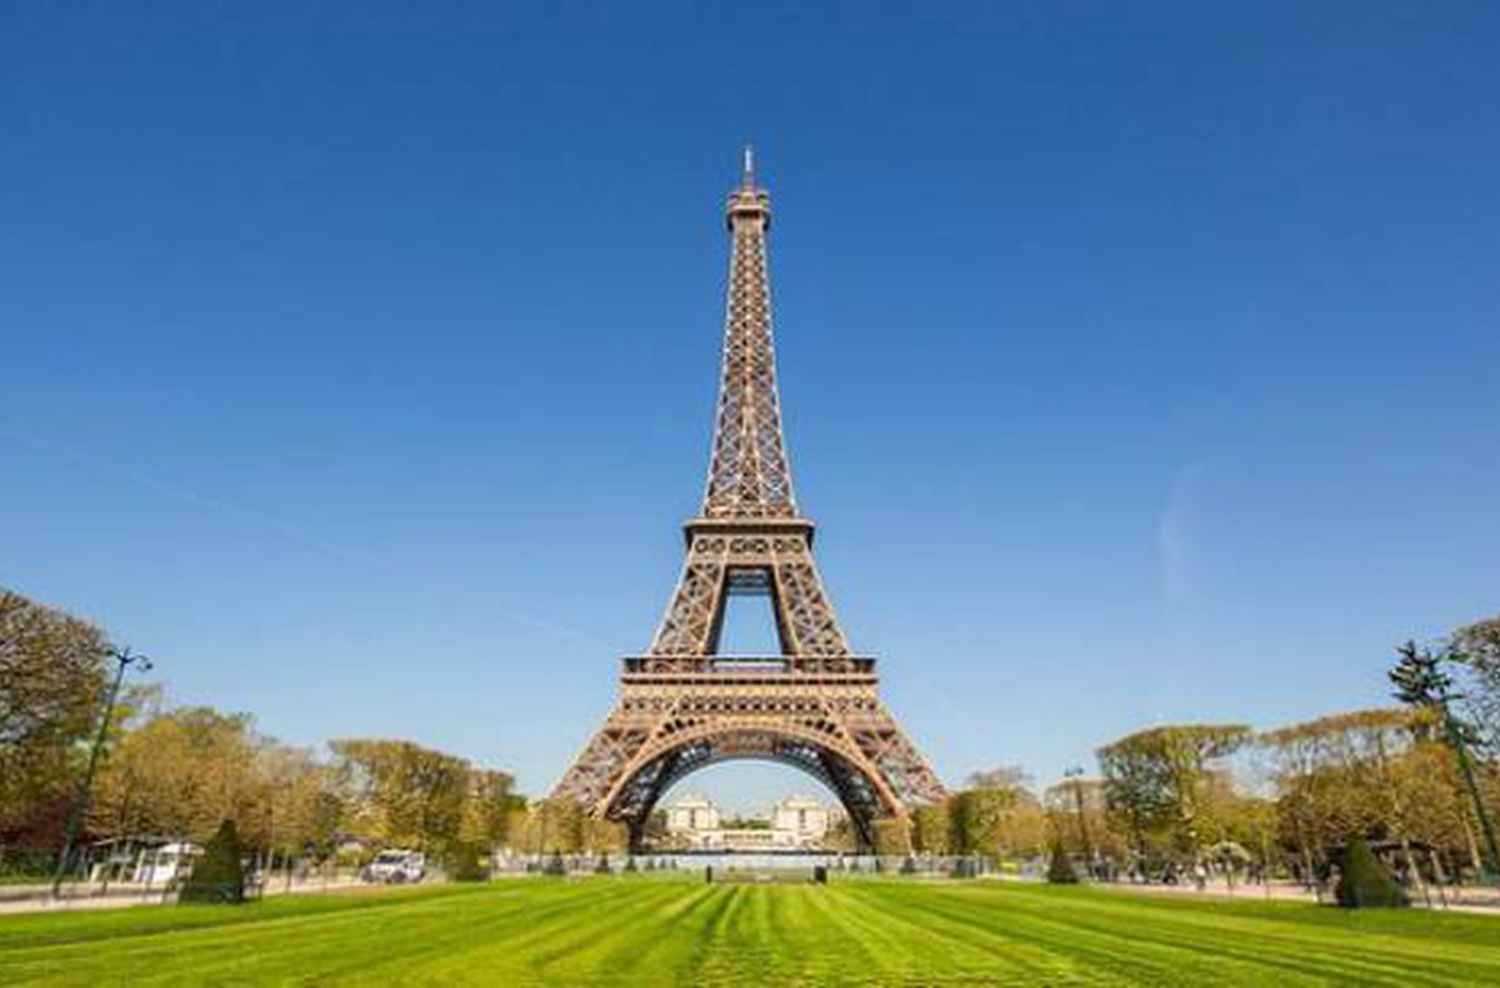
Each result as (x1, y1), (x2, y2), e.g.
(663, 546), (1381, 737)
(665, 793), (720, 835)
(661, 793), (841, 850)
(772, 794), (838, 844)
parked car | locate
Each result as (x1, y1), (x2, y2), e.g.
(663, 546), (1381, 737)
(363, 849), (425, 884)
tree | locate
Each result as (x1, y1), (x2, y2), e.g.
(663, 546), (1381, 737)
(1043, 777), (1123, 866)
(460, 769), (520, 851)
(331, 739), (471, 851)
(911, 803), (951, 855)
(91, 707), (260, 845)
(949, 776), (1046, 861)
(523, 799), (586, 854)
(179, 819), (246, 905)
(252, 744), (344, 863)
(1096, 724), (1251, 867)
(1453, 615), (1500, 755)
(1046, 840), (1078, 884)
(0, 590), (109, 843)
(872, 818), (913, 857)
(1389, 641), (1500, 876)
(446, 842), (489, 882)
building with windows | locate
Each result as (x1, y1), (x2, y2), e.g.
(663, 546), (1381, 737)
(661, 793), (842, 850)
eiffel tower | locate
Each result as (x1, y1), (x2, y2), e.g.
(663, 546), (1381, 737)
(550, 150), (945, 849)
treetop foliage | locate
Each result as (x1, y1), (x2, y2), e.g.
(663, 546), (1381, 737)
(0, 589), (110, 832)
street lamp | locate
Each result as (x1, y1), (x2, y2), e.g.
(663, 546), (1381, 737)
(1064, 766), (1095, 874)
(51, 646), (153, 898)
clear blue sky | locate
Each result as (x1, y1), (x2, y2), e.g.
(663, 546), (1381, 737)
(4, 2), (1498, 813)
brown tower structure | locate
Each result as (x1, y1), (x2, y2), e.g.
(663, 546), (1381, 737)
(550, 152), (945, 848)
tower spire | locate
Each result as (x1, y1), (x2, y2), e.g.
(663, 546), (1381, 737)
(705, 149), (792, 518)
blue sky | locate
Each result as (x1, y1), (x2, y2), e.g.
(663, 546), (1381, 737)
(3, 2), (1498, 813)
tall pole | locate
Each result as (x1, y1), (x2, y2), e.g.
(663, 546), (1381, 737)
(51, 647), (152, 898)
(1442, 701), (1500, 880)
(1064, 767), (1094, 873)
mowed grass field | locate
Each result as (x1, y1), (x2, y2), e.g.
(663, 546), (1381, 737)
(3, 877), (1500, 986)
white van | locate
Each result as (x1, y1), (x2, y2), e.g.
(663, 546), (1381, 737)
(363, 849), (425, 884)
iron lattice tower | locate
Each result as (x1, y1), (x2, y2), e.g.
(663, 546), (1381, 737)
(549, 152), (945, 848)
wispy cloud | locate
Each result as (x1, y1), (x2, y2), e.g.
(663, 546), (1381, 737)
(0, 420), (621, 652)
(1157, 463), (1206, 602)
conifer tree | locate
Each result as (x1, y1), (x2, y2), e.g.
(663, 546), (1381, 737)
(1046, 840), (1079, 884)
(179, 819), (246, 904)
(1334, 837), (1408, 908)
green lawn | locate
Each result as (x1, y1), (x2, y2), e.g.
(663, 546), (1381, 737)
(3, 877), (1499, 986)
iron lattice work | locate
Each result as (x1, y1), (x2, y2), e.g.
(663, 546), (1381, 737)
(549, 153), (946, 848)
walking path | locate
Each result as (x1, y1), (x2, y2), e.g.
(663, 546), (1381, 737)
(0, 876), (368, 916)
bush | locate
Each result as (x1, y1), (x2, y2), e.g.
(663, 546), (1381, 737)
(1046, 842), (1079, 885)
(447, 843), (489, 883)
(179, 820), (246, 905)
(1334, 838), (1408, 908)
(543, 851), (566, 876)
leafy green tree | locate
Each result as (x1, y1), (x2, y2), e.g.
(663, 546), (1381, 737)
(949, 778), (1046, 860)
(331, 739), (470, 851)
(524, 799), (586, 854)
(179, 819), (246, 904)
(0, 590), (109, 841)
(460, 769), (519, 851)
(872, 818), (912, 857)
(911, 803), (951, 855)
(1453, 616), (1500, 754)
(1096, 724), (1251, 865)
(92, 707), (260, 844)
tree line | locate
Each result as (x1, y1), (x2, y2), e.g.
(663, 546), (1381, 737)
(6, 582), (1499, 880)
(0, 588), (524, 876)
(902, 614), (1500, 890)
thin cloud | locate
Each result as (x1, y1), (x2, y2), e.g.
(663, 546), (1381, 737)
(1158, 463), (1206, 602)
(0, 420), (621, 653)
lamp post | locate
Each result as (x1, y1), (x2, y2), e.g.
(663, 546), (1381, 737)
(51, 646), (153, 898)
(1064, 766), (1094, 876)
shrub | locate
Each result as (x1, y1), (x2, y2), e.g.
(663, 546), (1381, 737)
(179, 820), (246, 905)
(1334, 838), (1408, 908)
(447, 843), (489, 883)
(1046, 841), (1078, 885)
